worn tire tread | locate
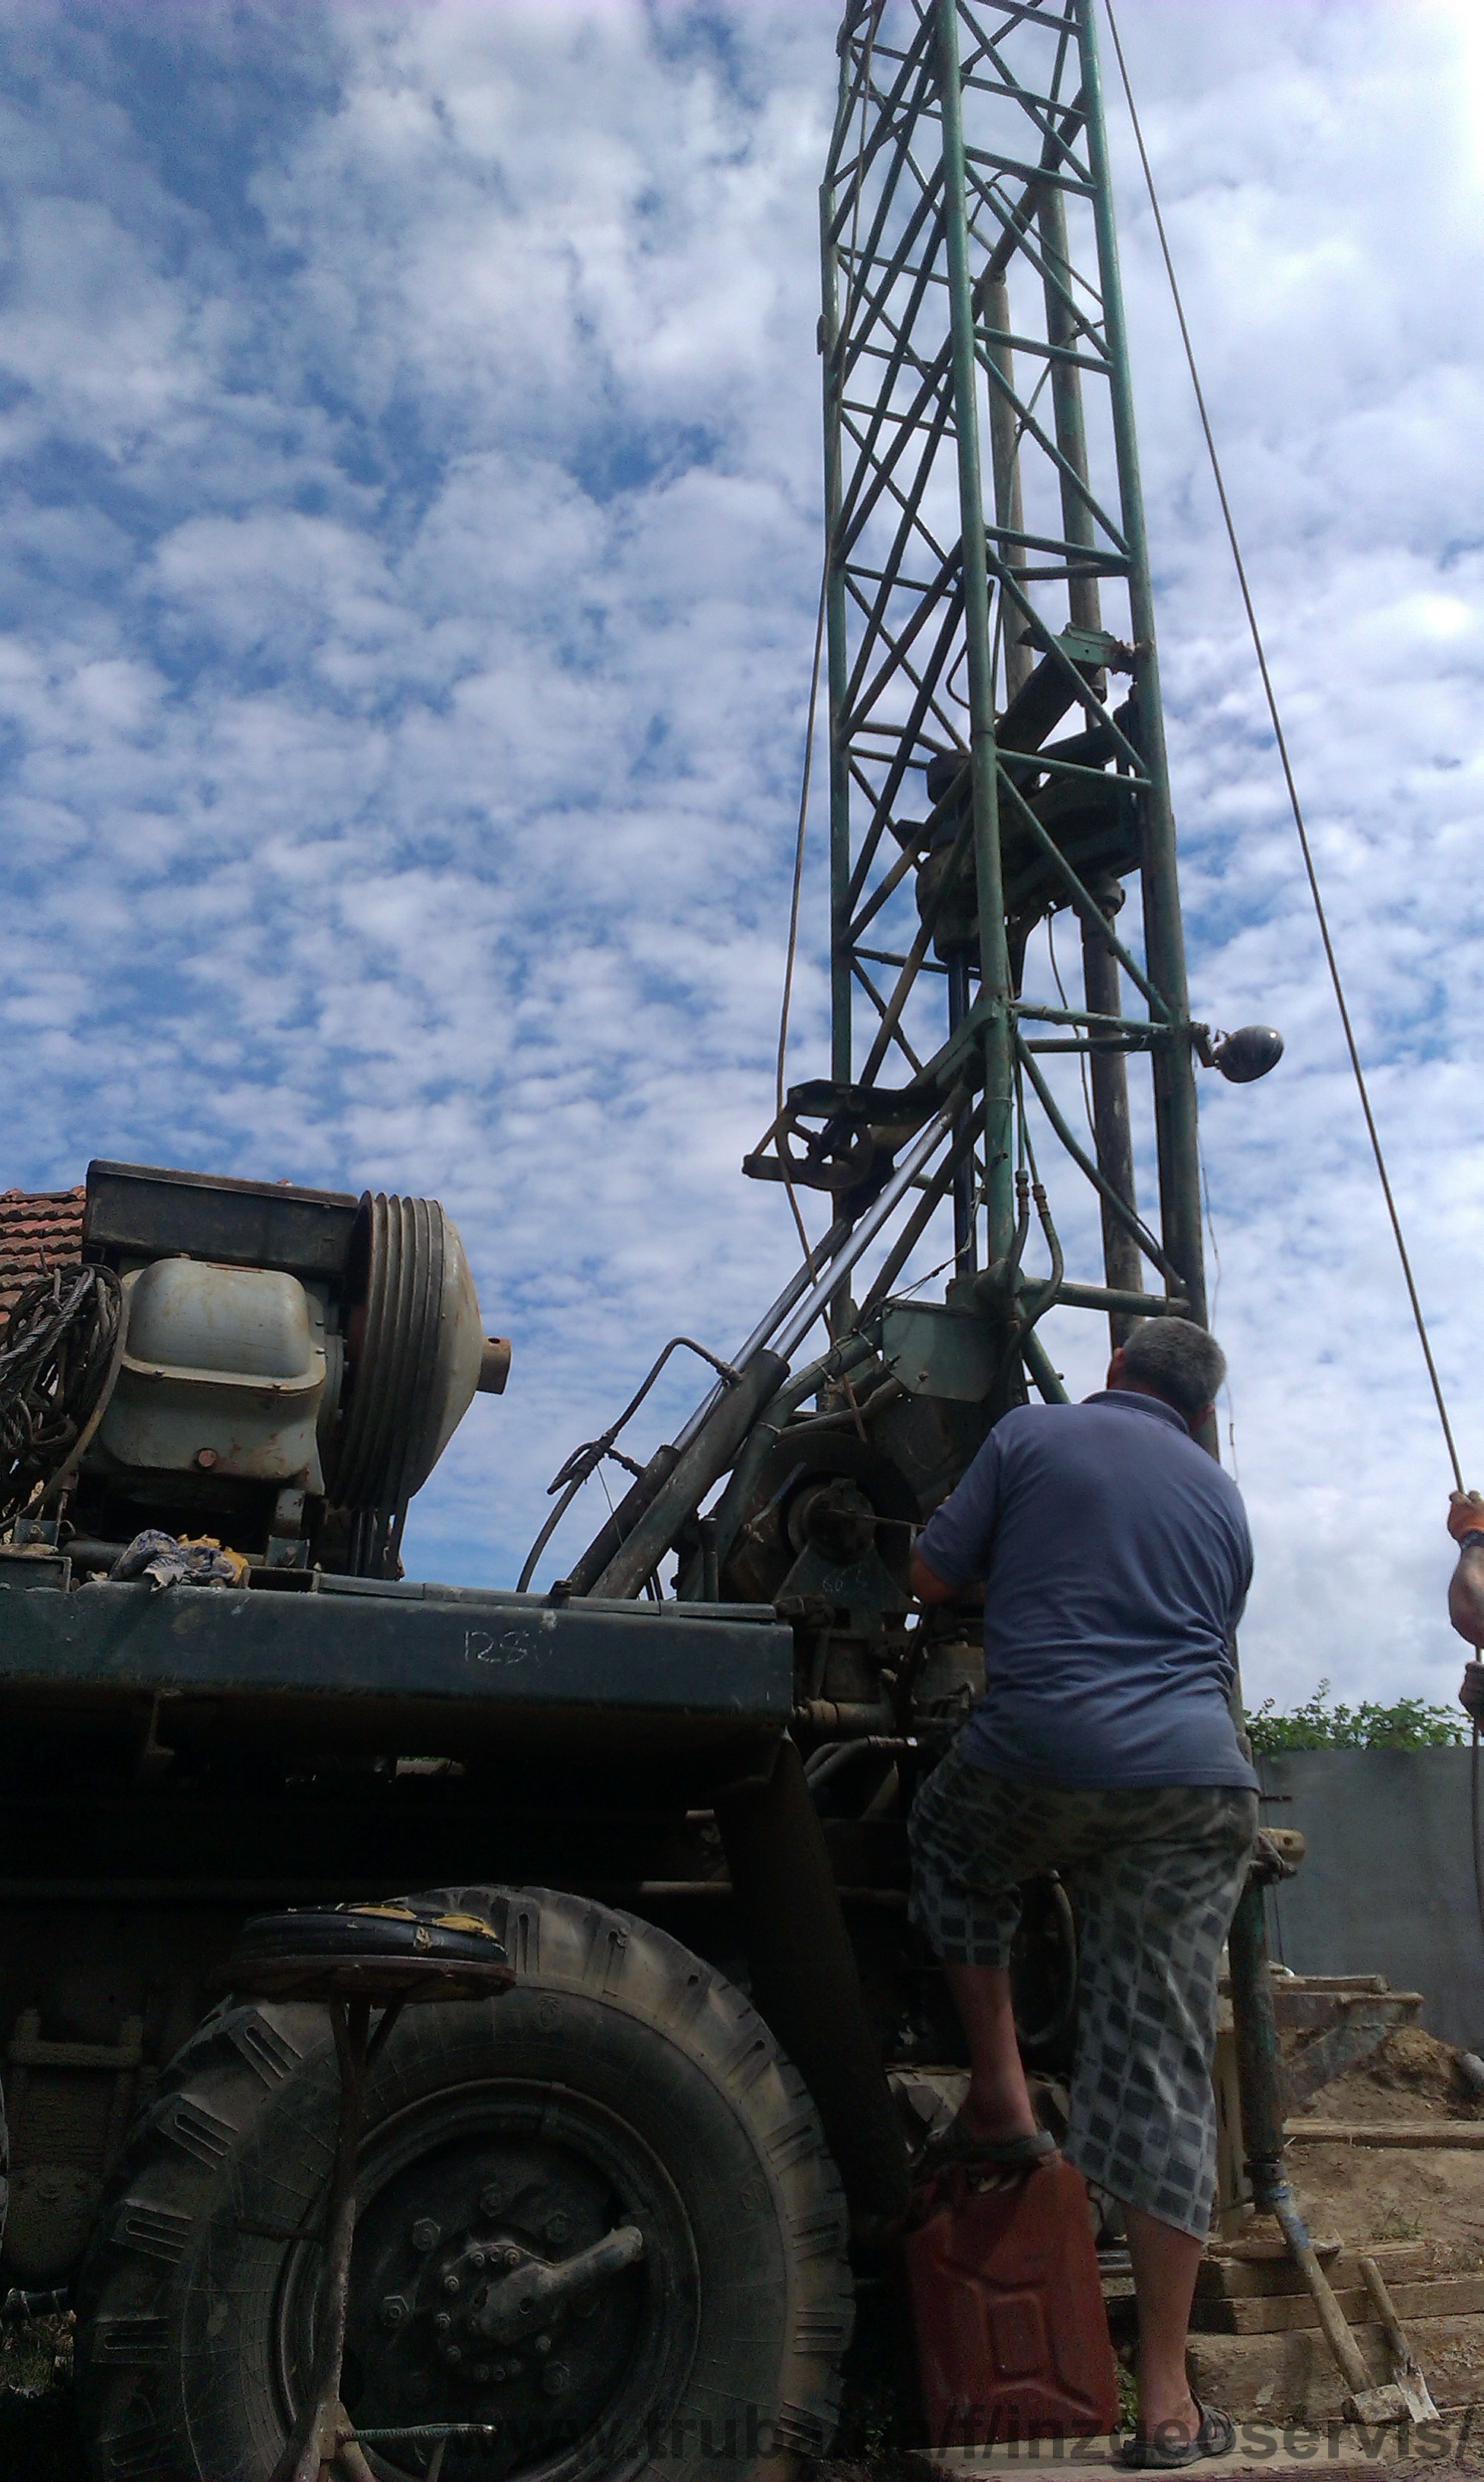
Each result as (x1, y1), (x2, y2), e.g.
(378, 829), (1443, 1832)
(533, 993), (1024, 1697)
(75, 1886), (851, 2481)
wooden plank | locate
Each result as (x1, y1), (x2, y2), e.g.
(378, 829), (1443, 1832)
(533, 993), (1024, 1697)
(1196, 2241), (1426, 2300)
(1192, 2274), (1484, 2337)
(1205, 2235), (1340, 2264)
(1286, 2120), (1484, 2147)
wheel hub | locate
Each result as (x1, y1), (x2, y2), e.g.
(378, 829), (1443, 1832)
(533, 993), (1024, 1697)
(321, 2096), (694, 2477)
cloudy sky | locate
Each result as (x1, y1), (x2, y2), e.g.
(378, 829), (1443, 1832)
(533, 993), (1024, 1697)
(0, 0), (1479, 1713)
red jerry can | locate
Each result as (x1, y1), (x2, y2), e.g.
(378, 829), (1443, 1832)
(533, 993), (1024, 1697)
(903, 2154), (1121, 2452)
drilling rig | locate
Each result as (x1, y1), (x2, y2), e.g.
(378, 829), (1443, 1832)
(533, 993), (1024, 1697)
(0, 6), (1286, 2477)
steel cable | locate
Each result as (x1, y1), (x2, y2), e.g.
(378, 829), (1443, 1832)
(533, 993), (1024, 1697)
(1105, 0), (1484, 1945)
(1104, 0), (1465, 1494)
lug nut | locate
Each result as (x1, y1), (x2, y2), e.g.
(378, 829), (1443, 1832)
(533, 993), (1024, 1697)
(542, 2361), (571, 2398)
(468, 2247), (487, 2271)
(442, 2273), (461, 2296)
(379, 2293), (410, 2331)
(534, 2334), (552, 2354)
(446, 2344), (461, 2364)
(433, 2312), (452, 2335)
(411, 2219), (441, 2252)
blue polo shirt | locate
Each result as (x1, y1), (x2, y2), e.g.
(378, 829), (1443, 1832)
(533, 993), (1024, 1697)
(915, 1389), (1258, 1791)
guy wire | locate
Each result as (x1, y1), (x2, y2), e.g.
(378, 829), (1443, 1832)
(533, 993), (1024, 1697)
(1104, 0), (1463, 1495)
(1105, 0), (1482, 1941)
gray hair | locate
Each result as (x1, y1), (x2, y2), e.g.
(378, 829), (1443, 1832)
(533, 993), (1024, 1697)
(1121, 1317), (1226, 1424)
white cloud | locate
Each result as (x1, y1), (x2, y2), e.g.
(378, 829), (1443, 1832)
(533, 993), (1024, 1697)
(0, 0), (1479, 1717)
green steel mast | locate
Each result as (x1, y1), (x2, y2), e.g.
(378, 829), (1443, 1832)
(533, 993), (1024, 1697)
(747, 0), (1267, 1389)
(566, 0), (1281, 1605)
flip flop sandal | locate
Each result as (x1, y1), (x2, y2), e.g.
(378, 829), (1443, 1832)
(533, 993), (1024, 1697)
(916, 2114), (1058, 2176)
(1115, 2401), (1237, 2469)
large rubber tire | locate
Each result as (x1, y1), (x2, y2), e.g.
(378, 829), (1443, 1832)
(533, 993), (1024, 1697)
(74, 1887), (853, 2482)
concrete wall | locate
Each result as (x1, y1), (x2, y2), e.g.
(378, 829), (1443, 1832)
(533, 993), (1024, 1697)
(1260, 1746), (1484, 2052)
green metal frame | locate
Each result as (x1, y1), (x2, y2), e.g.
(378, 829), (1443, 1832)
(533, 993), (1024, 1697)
(766, 0), (1209, 1357)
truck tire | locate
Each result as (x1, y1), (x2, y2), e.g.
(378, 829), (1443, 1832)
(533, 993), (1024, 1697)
(74, 1887), (853, 2482)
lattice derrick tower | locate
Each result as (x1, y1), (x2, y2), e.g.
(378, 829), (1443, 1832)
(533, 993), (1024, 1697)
(747, 0), (1209, 1381)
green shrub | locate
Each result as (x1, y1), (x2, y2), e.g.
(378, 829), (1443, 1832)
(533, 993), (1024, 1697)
(1246, 1679), (1465, 1754)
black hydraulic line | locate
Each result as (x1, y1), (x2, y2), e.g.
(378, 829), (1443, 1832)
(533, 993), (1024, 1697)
(714, 1737), (909, 2230)
(531, 1335), (744, 1595)
(1016, 1036), (1184, 1289)
(589, 1352), (789, 1601)
(560, 1446), (681, 1600)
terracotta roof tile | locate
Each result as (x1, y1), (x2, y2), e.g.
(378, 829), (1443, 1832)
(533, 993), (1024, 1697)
(0, 1187), (86, 1317)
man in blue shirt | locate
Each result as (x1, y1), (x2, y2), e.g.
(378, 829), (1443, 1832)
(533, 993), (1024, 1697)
(908, 1318), (1257, 2471)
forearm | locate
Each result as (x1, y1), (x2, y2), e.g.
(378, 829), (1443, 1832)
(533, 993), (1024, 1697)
(911, 1548), (959, 1605)
(1451, 1547), (1484, 1646)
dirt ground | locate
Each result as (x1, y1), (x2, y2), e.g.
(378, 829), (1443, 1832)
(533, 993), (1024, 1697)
(1283, 2025), (1484, 2268)
(3, 2028), (1481, 2482)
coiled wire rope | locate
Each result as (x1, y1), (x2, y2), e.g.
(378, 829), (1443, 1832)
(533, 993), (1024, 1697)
(0, 1265), (123, 1525)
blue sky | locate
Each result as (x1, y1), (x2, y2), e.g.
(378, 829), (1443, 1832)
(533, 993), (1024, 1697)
(0, 0), (1481, 1712)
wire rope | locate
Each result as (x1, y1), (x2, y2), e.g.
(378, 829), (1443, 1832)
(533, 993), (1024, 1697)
(1104, 0), (1464, 1496)
(1105, 0), (1484, 1939)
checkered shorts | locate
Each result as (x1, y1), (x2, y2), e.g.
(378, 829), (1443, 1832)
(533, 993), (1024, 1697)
(908, 1743), (1258, 2238)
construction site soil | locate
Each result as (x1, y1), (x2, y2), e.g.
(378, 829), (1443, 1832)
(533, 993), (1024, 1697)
(1285, 2026), (1484, 2266)
(4, 2030), (1482, 2480)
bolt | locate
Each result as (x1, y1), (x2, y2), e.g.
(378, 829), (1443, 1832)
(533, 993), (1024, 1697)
(446, 2344), (462, 2364)
(411, 2219), (441, 2252)
(499, 2245), (521, 2270)
(534, 2334), (552, 2355)
(379, 2293), (410, 2331)
(542, 2362), (571, 2398)
(468, 2246), (487, 2271)
(480, 2183), (505, 2216)
(195, 1448), (218, 1470)
(433, 2312), (452, 2335)
(545, 2212), (570, 2245)
(442, 2273), (462, 2296)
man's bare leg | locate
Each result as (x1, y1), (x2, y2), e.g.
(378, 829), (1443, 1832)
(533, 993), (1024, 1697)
(947, 1969), (1202, 2442)
(1125, 2206), (1203, 2445)
(942, 1962), (1039, 2141)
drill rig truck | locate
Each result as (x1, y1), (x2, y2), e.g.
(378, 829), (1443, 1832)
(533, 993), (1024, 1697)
(0, 5), (1286, 2474)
